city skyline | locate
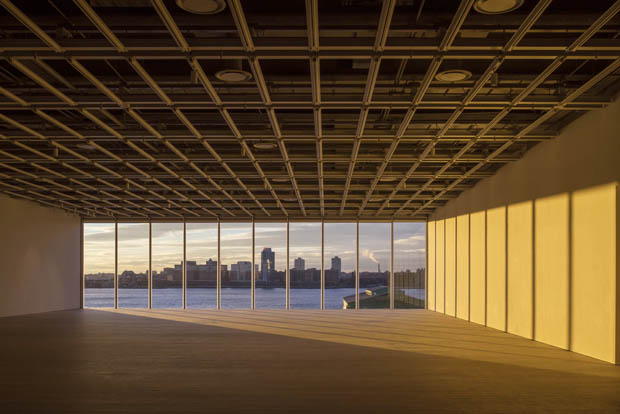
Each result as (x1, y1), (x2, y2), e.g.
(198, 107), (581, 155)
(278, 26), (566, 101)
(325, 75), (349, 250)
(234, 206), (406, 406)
(85, 222), (426, 274)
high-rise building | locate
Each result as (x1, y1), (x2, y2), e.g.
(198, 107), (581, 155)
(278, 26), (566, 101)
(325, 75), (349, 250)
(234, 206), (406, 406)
(261, 247), (275, 280)
(231, 261), (252, 281)
(294, 257), (305, 271)
(331, 256), (341, 275)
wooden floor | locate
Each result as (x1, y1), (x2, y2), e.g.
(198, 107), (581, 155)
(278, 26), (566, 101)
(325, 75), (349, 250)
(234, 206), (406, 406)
(1, 309), (619, 413)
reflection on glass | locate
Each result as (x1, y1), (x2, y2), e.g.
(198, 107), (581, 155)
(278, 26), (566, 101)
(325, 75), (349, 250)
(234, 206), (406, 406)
(221, 222), (251, 309)
(324, 223), (356, 309)
(152, 223), (183, 308)
(186, 222), (218, 309)
(358, 222), (390, 309)
(394, 222), (426, 308)
(84, 223), (115, 307)
(117, 223), (148, 308)
(289, 222), (321, 309)
(254, 222), (286, 309)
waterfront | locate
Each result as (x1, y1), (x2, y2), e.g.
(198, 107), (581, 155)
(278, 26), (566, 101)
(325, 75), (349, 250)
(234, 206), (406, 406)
(85, 288), (425, 309)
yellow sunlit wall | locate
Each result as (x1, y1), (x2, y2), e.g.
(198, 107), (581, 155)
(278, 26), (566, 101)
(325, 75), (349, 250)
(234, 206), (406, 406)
(534, 193), (569, 349)
(571, 184), (617, 363)
(507, 201), (533, 339)
(445, 218), (456, 317)
(469, 211), (486, 325)
(486, 206), (506, 332)
(425, 98), (619, 363)
(456, 214), (469, 320)
(436, 220), (445, 313)
(427, 222), (436, 311)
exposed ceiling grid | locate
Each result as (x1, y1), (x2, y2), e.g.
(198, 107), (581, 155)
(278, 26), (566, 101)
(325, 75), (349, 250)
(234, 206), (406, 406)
(0, 0), (618, 219)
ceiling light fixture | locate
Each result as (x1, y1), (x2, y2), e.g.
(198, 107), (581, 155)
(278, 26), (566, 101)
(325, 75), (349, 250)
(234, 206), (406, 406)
(215, 69), (252, 82)
(76, 143), (97, 150)
(435, 69), (472, 82)
(176, 0), (226, 15)
(473, 0), (524, 14)
(215, 59), (252, 82)
(253, 141), (277, 150)
(379, 175), (398, 183)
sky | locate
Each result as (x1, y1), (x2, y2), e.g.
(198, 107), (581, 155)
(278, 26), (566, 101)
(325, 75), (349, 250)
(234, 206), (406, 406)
(84, 221), (426, 274)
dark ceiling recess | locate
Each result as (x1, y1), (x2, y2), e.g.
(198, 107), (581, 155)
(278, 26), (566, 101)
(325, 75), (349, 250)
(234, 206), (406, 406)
(0, 0), (619, 220)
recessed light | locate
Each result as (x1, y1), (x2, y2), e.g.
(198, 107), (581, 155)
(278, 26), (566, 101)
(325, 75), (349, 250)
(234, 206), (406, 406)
(176, 0), (226, 14)
(253, 141), (277, 150)
(215, 69), (253, 82)
(379, 176), (398, 183)
(76, 143), (97, 150)
(435, 69), (472, 82)
(473, 0), (524, 14)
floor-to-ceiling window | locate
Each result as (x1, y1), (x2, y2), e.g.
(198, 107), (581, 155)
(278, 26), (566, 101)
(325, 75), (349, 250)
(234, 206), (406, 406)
(358, 222), (390, 309)
(83, 220), (426, 310)
(394, 222), (426, 308)
(254, 222), (286, 309)
(83, 223), (115, 308)
(324, 222), (357, 309)
(289, 222), (321, 309)
(151, 223), (183, 308)
(186, 222), (218, 309)
(117, 222), (148, 308)
(220, 222), (252, 309)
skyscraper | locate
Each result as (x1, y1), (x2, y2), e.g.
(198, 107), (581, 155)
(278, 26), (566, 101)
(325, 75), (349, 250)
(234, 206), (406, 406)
(331, 256), (341, 275)
(294, 257), (305, 271)
(261, 247), (275, 281)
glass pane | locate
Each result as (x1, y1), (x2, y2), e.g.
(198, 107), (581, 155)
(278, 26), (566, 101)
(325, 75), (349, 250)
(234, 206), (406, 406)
(221, 222), (251, 309)
(84, 223), (114, 308)
(152, 223), (183, 308)
(394, 222), (426, 308)
(254, 222), (286, 309)
(324, 222), (356, 309)
(118, 223), (148, 308)
(289, 222), (321, 309)
(186, 222), (218, 309)
(359, 222), (390, 309)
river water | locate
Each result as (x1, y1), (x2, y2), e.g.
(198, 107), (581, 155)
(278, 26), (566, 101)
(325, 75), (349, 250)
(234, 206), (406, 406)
(85, 288), (425, 309)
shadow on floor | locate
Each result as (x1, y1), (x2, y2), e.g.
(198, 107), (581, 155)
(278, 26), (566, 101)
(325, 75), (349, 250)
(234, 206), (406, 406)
(0, 309), (618, 414)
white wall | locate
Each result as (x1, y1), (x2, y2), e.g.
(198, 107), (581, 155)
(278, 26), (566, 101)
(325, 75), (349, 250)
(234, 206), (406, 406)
(428, 98), (620, 364)
(0, 195), (81, 317)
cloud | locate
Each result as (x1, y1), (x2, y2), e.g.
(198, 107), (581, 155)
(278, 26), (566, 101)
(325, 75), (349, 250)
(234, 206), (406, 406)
(84, 221), (428, 274)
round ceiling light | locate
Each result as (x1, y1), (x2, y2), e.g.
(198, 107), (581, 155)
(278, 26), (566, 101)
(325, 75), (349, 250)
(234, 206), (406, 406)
(215, 69), (253, 82)
(379, 175), (398, 183)
(253, 141), (277, 150)
(473, 0), (524, 14)
(76, 143), (97, 150)
(435, 69), (472, 82)
(176, 0), (226, 14)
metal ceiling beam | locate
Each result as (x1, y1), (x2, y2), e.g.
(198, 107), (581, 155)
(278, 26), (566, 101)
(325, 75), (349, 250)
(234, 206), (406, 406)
(0, 115), (169, 217)
(375, 0), (554, 215)
(359, 0), (477, 215)
(339, 0), (396, 216)
(408, 55), (620, 217)
(2, 46), (620, 60)
(0, 0), (618, 219)
(227, 0), (305, 216)
(66, 1), (245, 217)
